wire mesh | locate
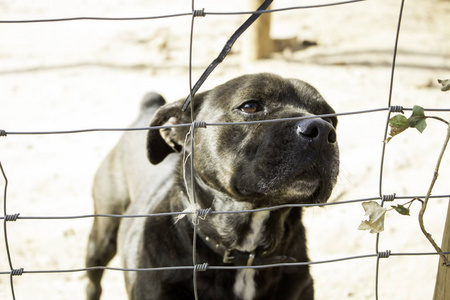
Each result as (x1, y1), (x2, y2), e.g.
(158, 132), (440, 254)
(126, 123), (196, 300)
(1, 0), (449, 299)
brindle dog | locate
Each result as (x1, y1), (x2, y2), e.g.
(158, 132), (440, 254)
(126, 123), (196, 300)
(86, 73), (339, 300)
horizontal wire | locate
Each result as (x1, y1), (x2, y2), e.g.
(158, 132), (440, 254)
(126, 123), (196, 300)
(402, 108), (450, 112)
(4, 126), (166, 136)
(209, 251), (450, 270)
(206, 0), (367, 15)
(0, 0), (366, 24)
(3, 107), (449, 136)
(1, 194), (448, 221)
(1, 251), (449, 276)
(3, 108), (384, 135)
(1, 107), (386, 136)
(0, 12), (192, 23)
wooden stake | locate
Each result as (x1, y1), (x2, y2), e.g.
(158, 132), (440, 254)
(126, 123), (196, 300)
(433, 199), (450, 299)
(241, 0), (272, 61)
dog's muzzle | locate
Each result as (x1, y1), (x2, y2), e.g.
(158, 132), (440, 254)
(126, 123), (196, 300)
(296, 118), (337, 147)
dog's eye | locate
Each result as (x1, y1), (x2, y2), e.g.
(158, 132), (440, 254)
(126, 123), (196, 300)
(238, 101), (263, 114)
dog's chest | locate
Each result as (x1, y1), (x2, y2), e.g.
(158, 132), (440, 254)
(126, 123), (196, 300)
(236, 210), (270, 252)
(233, 269), (257, 300)
(233, 211), (270, 300)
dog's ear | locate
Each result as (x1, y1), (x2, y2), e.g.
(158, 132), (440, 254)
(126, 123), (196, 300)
(147, 93), (206, 164)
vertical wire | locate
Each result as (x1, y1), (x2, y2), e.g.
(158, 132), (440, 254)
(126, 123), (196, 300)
(1, 162), (12, 269)
(188, 2), (200, 300)
(375, 1), (406, 299)
(378, 0), (406, 197)
(1, 161), (18, 299)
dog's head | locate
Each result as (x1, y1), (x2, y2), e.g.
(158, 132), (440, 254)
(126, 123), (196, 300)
(147, 73), (339, 206)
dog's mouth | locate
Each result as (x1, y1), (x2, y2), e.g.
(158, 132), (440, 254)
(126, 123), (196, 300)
(283, 173), (321, 197)
(231, 167), (325, 205)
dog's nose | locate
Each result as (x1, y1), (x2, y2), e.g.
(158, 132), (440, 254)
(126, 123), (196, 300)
(296, 119), (337, 145)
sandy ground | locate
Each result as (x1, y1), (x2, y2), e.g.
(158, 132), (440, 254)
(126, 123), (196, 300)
(1, 0), (450, 299)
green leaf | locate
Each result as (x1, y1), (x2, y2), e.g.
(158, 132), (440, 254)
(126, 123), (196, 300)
(389, 114), (409, 129)
(385, 115), (409, 143)
(408, 105), (427, 133)
(391, 204), (410, 216)
(412, 118), (427, 133)
(411, 105), (425, 118)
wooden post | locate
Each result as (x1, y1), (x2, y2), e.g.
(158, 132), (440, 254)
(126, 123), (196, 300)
(433, 199), (450, 299)
(241, 0), (272, 62)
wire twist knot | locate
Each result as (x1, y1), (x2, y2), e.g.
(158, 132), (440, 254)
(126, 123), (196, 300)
(378, 250), (391, 258)
(5, 213), (20, 222)
(193, 121), (207, 128)
(390, 105), (404, 113)
(193, 8), (206, 17)
(0, 129), (7, 137)
(196, 208), (211, 220)
(382, 194), (396, 202)
(11, 268), (24, 276)
(194, 263), (208, 271)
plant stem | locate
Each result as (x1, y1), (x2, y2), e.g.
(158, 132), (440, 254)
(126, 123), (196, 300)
(426, 116), (449, 125)
(418, 121), (450, 266)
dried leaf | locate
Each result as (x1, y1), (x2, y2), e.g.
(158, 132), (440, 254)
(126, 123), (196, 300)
(438, 79), (450, 92)
(384, 126), (407, 143)
(358, 201), (387, 233)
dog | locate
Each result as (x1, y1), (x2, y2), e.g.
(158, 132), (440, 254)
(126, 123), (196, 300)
(85, 73), (339, 300)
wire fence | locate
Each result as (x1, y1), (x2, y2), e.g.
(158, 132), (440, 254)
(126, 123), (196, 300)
(1, 0), (449, 299)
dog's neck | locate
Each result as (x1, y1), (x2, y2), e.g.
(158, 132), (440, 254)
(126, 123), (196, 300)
(179, 168), (302, 257)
